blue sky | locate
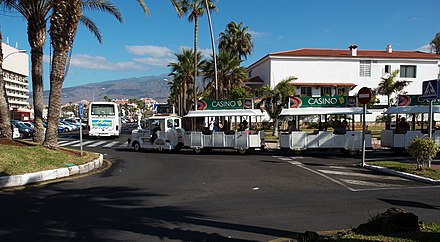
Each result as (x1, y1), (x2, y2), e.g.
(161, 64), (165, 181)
(1, 0), (440, 90)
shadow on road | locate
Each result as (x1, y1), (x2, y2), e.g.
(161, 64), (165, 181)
(0, 185), (300, 241)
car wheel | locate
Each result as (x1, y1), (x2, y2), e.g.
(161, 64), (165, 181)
(63, 128), (69, 132)
(133, 141), (141, 151)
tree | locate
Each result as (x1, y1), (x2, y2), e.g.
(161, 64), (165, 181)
(258, 76), (297, 137)
(231, 86), (254, 99)
(103, 95), (112, 102)
(171, 0), (217, 111)
(375, 70), (411, 108)
(201, 50), (247, 99)
(168, 48), (203, 114)
(0, 31), (12, 139)
(44, 0), (148, 148)
(430, 32), (440, 54)
(218, 21), (254, 60)
(0, 0), (148, 144)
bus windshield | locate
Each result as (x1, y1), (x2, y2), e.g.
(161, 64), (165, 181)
(91, 104), (115, 115)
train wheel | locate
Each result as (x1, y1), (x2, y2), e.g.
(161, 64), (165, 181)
(133, 141), (141, 151)
(237, 148), (247, 155)
(193, 147), (201, 154)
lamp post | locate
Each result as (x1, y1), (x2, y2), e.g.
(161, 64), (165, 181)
(205, 0), (218, 100)
(92, 87), (105, 102)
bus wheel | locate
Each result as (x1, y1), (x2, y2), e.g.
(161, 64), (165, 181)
(173, 143), (183, 152)
(346, 149), (359, 156)
(193, 147), (201, 154)
(133, 141), (141, 151)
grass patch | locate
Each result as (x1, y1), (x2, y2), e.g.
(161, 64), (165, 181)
(368, 161), (440, 180)
(0, 144), (99, 176)
(329, 223), (440, 241)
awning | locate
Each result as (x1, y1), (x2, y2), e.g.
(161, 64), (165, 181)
(184, 109), (268, 118)
(280, 107), (370, 116)
(384, 105), (440, 114)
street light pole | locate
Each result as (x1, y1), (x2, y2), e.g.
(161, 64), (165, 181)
(205, 0), (218, 100)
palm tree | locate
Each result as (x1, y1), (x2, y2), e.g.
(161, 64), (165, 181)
(168, 48), (203, 114)
(430, 32), (440, 54)
(258, 76), (297, 137)
(171, 0), (217, 111)
(218, 21), (254, 60)
(376, 70), (411, 108)
(202, 50), (247, 99)
(1, 0), (52, 143)
(0, 0), (148, 144)
(44, 0), (148, 148)
(0, 31), (12, 139)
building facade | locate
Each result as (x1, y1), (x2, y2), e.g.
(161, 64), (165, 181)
(2, 42), (29, 109)
(246, 45), (440, 105)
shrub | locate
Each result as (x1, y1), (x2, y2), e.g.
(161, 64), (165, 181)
(408, 137), (439, 169)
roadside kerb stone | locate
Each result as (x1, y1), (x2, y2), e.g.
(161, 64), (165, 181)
(0, 153), (104, 188)
(364, 164), (440, 185)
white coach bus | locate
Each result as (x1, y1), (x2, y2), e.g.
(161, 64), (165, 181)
(88, 102), (122, 137)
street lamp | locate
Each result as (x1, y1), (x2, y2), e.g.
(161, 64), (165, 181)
(92, 87), (105, 102)
(205, 0), (218, 100)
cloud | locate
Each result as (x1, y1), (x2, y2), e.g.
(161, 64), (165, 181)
(249, 30), (268, 40)
(125, 45), (173, 58)
(132, 57), (174, 67)
(416, 44), (433, 53)
(69, 54), (146, 71)
(179, 45), (212, 57)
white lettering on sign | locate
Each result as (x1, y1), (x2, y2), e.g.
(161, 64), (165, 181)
(359, 94), (370, 98)
(212, 100), (237, 108)
(308, 97), (338, 105)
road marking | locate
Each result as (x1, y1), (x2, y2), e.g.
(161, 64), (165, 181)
(341, 179), (403, 188)
(59, 140), (80, 147)
(58, 140), (69, 145)
(287, 160), (302, 165)
(317, 169), (404, 180)
(290, 156), (304, 159)
(71, 140), (94, 147)
(297, 164), (357, 192)
(279, 157), (293, 161)
(102, 141), (120, 148)
(87, 140), (107, 147)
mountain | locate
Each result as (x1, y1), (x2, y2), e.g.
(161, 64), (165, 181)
(41, 74), (171, 104)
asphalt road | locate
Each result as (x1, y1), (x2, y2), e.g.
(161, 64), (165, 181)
(1, 126), (440, 241)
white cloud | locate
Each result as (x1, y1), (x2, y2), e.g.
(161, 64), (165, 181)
(416, 44), (433, 53)
(249, 30), (268, 40)
(132, 57), (175, 67)
(125, 45), (173, 58)
(179, 45), (212, 57)
(69, 54), (146, 71)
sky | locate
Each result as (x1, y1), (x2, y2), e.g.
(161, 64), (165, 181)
(1, 0), (440, 91)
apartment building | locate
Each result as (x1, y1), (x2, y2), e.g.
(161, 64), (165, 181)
(246, 44), (440, 105)
(2, 42), (29, 109)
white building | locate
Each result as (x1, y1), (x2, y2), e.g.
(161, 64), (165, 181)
(246, 44), (440, 105)
(2, 42), (29, 109)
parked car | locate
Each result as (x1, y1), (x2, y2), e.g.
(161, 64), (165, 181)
(12, 120), (33, 138)
(58, 122), (73, 132)
(62, 120), (80, 131)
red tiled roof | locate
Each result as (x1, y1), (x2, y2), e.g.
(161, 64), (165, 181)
(271, 48), (440, 59)
(288, 82), (357, 87)
(247, 76), (264, 83)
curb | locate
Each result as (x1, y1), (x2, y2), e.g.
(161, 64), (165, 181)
(0, 154), (104, 188)
(364, 164), (440, 185)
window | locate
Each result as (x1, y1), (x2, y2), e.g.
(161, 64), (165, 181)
(336, 87), (346, 96)
(300, 87), (312, 96)
(384, 65), (391, 74)
(321, 87), (332, 96)
(400, 65), (416, 78)
(360, 60), (371, 77)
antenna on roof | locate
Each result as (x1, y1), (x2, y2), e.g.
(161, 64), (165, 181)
(6, 37), (9, 45)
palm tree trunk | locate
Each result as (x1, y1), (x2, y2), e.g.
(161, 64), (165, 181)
(30, 45), (45, 143)
(193, 13), (199, 111)
(43, 50), (67, 148)
(0, 32), (12, 139)
(273, 118), (279, 137)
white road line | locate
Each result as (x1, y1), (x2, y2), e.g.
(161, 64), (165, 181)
(102, 141), (120, 148)
(87, 140), (107, 147)
(279, 157), (293, 161)
(287, 160), (302, 165)
(297, 164), (357, 192)
(118, 142), (128, 148)
(71, 140), (95, 147)
(59, 140), (80, 147)
(341, 179), (403, 188)
(290, 156), (304, 159)
(57, 140), (69, 144)
(317, 169), (404, 180)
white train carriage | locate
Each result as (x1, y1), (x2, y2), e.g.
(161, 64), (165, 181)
(279, 107), (372, 155)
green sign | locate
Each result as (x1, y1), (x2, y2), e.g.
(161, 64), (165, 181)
(197, 99), (244, 110)
(398, 95), (440, 106)
(289, 96), (348, 108)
